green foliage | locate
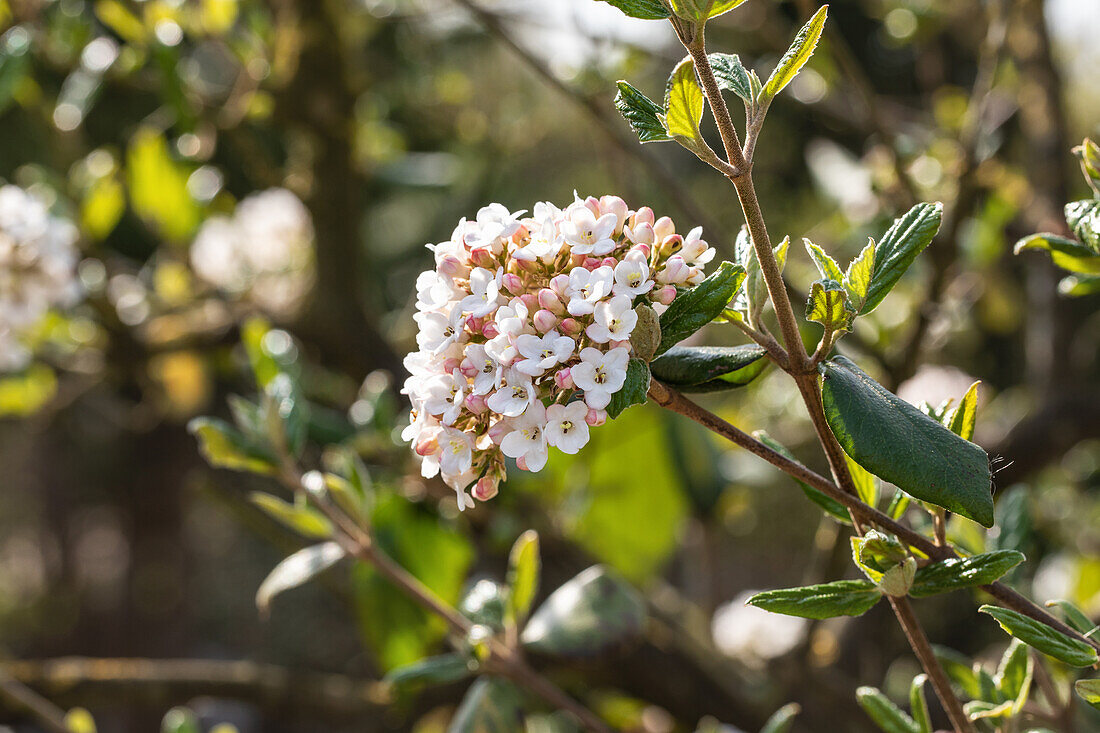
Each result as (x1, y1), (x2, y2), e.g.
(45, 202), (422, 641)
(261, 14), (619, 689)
(256, 541), (346, 615)
(385, 653), (474, 689)
(946, 381), (980, 441)
(759, 703), (800, 733)
(0, 364), (58, 417)
(708, 53), (754, 105)
(607, 357), (651, 419)
(506, 530), (541, 628)
(1014, 233), (1100, 274)
(649, 344), (768, 392)
(249, 492), (332, 539)
(862, 203), (944, 314)
(909, 551), (1025, 598)
(820, 356), (994, 526)
(759, 6), (828, 106)
(979, 605), (1098, 667)
(747, 579), (882, 619)
(126, 127), (201, 241)
(805, 279), (854, 333)
(521, 566), (645, 656)
(1066, 199), (1100, 251)
(908, 676), (932, 733)
(995, 639), (1033, 712)
(188, 417), (276, 475)
(662, 57), (706, 151)
(460, 580), (507, 632)
(855, 687), (920, 733)
(614, 82), (671, 143)
(656, 261), (746, 355)
(1076, 678), (1100, 711)
(1044, 599), (1097, 635)
(448, 678), (524, 733)
(843, 240), (876, 312)
(595, 0), (671, 20)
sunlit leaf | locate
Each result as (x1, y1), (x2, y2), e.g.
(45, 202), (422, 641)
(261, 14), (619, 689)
(663, 57), (705, 146)
(0, 364), (58, 417)
(946, 381), (980, 441)
(596, 0), (670, 20)
(506, 530), (541, 627)
(747, 580), (882, 619)
(1075, 678), (1100, 711)
(709, 52), (753, 104)
(614, 81), (671, 144)
(979, 605), (1098, 667)
(188, 417), (276, 475)
(760, 6), (828, 103)
(909, 676), (931, 733)
(127, 127), (201, 241)
(1014, 233), (1100, 274)
(909, 551), (1024, 598)
(806, 279), (854, 333)
(862, 203), (944, 314)
(855, 687), (919, 733)
(256, 541), (345, 614)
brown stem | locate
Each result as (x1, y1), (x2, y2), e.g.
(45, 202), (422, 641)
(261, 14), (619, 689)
(0, 671), (71, 733)
(887, 597), (975, 733)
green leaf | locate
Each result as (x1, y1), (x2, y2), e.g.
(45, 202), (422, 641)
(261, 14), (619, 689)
(1044, 599), (1096, 635)
(709, 52), (753, 103)
(256, 541), (346, 615)
(188, 417), (276, 475)
(995, 639), (1033, 712)
(385, 653), (474, 689)
(760, 703), (800, 733)
(754, 430), (851, 524)
(965, 700), (1013, 721)
(127, 127), (200, 241)
(663, 57), (705, 146)
(820, 356), (994, 526)
(607, 357), (651, 419)
(933, 646), (983, 699)
(657, 261), (745, 354)
(805, 239), (845, 282)
(1065, 199), (1100, 251)
(595, 0), (670, 20)
(747, 579), (882, 619)
(1059, 273), (1100, 296)
(161, 708), (201, 733)
(649, 344), (768, 392)
(506, 530), (540, 628)
(614, 81), (671, 144)
(946, 381), (980, 441)
(708, 0), (751, 18)
(844, 239), (875, 311)
(460, 579), (507, 631)
(521, 565), (645, 656)
(886, 488), (911, 520)
(846, 453), (878, 508)
(250, 492), (333, 539)
(909, 551), (1025, 598)
(1075, 678), (1100, 711)
(990, 485), (1030, 555)
(979, 605), (1099, 667)
(806, 279), (855, 332)
(448, 678), (524, 733)
(1014, 232), (1100, 274)
(760, 6), (828, 103)
(855, 687), (920, 733)
(242, 318), (301, 389)
(863, 203), (944, 314)
(909, 676), (931, 733)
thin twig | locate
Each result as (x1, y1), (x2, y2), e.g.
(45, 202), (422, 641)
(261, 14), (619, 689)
(0, 671), (71, 733)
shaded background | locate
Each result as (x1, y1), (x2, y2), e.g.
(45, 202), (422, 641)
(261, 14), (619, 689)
(0, 0), (1099, 730)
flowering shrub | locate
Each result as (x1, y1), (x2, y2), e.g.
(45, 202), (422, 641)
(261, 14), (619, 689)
(403, 195), (714, 507)
(0, 184), (81, 371)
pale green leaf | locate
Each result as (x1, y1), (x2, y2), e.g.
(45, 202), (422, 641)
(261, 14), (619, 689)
(946, 380), (980, 441)
(805, 239), (844, 282)
(806, 279), (855, 332)
(761, 6), (828, 102)
(1075, 678), (1100, 711)
(1014, 232), (1100, 274)
(909, 676), (931, 733)
(663, 56), (705, 144)
(855, 687), (920, 733)
(506, 530), (541, 627)
(844, 239), (875, 310)
(257, 542), (346, 614)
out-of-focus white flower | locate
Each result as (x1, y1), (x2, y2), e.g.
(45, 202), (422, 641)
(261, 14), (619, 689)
(402, 196), (715, 508)
(190, 188), (314, 315)
(712, 590), (807, 665)
(0, 184), (82, 371)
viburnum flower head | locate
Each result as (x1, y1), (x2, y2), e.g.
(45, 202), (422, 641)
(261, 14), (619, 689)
(402, 193), (714, 508)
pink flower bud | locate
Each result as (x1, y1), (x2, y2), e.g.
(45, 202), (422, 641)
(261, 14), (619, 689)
(465, 394), (488, 413)
(584, 196), (601, 216)
(533, 309), (558, 333)
(516, 456), (530, 471)
(502, 273), (524, 296)
(628, 243), (652, 259)
(660, 233), (683, 256)
(549, 274), (570, 297)
(537, 288), (565, 314)
(415, 431), (440, 456)
(443, 357), (461, 373)
(586, 408), (607, 427)
(488, 421), (510, 444)
(511, 224), (530, 244)
(465, 316), (484, 333)
(473, 476), (499, 501)
(609, 339), (631, 351)
(554, 367), (574, 390)
(583, 256), (602, 269)
(654, 285), (677, 305)
(439, 255), (466, 278)
(519, 292), (538, 311)
(632, 206), (655, 228)
(653, 216), (675, 240)
(460, 359), (478, 378)
(629, 223), (655, 245)
(660, 255), (689, 284)
(600, 195), (628, 232)
(559, 318), (583, 336)
(600, 257), (618, 268)
(470, 248), (495, 269)
(482, 321), (500, 339)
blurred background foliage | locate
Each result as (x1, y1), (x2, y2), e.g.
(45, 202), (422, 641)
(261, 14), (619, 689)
(0, 0), (1098, 730)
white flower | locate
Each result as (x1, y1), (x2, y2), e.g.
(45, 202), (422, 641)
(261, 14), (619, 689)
(414, 304), (465, 354)
(586, 295), (638, 343)
(416, 270), (460, 312)
(571, 347), (630, 409)
(500, 402), (549, 471)
(466, 203), (525, 250)
(438, 426), (475, 475)
(544, 401), (590, 454)
(514, 332), (575, 377)
(561, 204), (617, 256)
(421, 369), (466, 425)
(513, 216), (562, 263)
(486, 369), (536, 417)
(462, 343), (499, 395)
(612, 253), (654, 298)
(459, 267), (502, 318)
(681, 226), (715, 266)
(565, 266), (614, 316)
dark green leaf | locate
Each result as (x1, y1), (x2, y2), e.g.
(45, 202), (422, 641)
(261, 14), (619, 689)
(990, 485), (1030, 557)
(188, 417), (276, 475)
(385, 653), (474, 688)
(1075, 678), (1100, 711)
(657, 261), (746, 354)
(747, 579), (882, 619)
(909, 551), (1025, 598)
(933, 646), (983, 699)
(595, 0), (670, 19)
(650, 344), (768, 392)
(506, 530), (540, 627)
(820, 356), (994, 526)
(760, 703), (800, 733)
(855, 687), (920, 733)
(995, 639), (1032, 708)
(614, 81), (671, 144)
(1044, 599), (1096, 635)
(521, 565), (645, 656)
(447, 678), (523, 733)
(863, 203), (944, 313)
(708, 52), (753, 103)
(1014, 232), (1100, 274)
(760, 6), (828, 103)
(754, 430), (851, 524)
(1065, 199), (1100, 251)
(909, 676), (932, 733)
(607, 357), (650, 419)
(979, 605), (1098, 667)
(256, 542), (346, 614)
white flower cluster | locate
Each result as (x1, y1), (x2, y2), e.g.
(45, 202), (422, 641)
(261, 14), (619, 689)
(190, 188), (315, 315)
(403, 194), (715, 508)
(0, 185), (81, 371)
